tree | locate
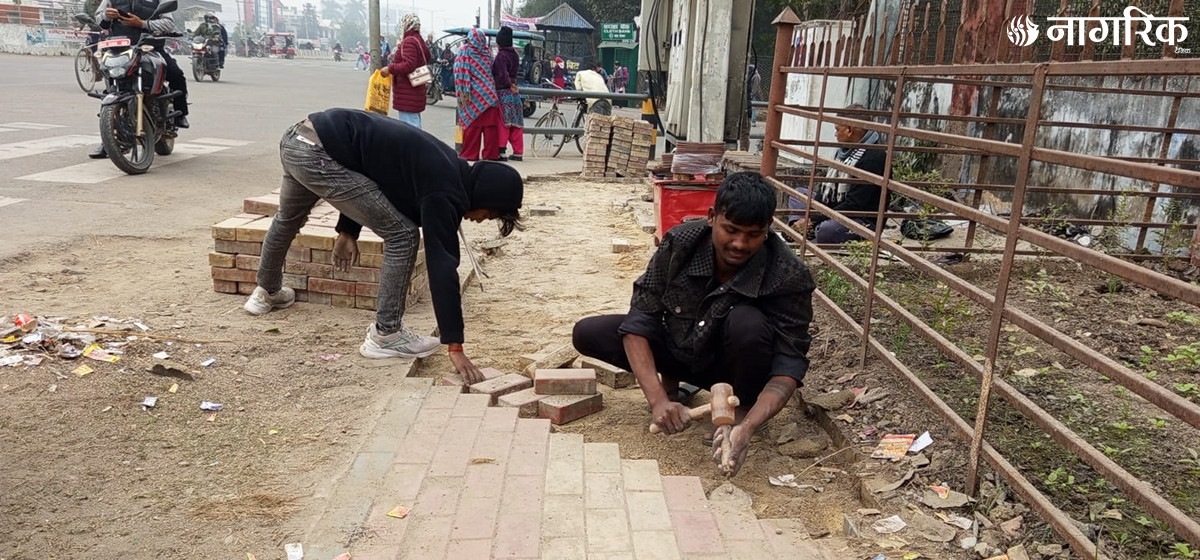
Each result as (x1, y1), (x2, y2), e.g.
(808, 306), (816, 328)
(342, 0), (366, 26)
(581, 0), (637, 25)
(339, 17), (366, 46)
(301, 3), (320, 39)
(320, 0), (342, 21)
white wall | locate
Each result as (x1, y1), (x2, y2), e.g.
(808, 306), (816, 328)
(0, 23), (86, 55)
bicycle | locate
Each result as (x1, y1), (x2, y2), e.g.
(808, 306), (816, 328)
(529, 81), (612, 158)
(72, 14), (104, 93)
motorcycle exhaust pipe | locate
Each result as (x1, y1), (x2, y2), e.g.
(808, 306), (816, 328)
(87, 91), (104, 99)
(158, 90), (183, 100)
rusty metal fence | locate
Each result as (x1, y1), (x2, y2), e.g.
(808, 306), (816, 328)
(759, 2), (1199, 557)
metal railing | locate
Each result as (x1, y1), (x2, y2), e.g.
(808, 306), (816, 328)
(517, 86), (650, 136)
(761, 2), (1199, 557)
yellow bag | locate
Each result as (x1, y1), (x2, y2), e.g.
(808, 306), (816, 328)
(364, 69), (391, 115)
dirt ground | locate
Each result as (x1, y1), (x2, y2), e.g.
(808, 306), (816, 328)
(4, 173), (1139, 560)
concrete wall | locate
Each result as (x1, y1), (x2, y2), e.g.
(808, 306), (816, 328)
(0, 23), (86, 55)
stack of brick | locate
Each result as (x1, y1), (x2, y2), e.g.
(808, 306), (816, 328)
(208, 192), (429, 311)
(581, 115), (654, 178)
(500, 368), (603, 425)
(582, 115), (614, 177)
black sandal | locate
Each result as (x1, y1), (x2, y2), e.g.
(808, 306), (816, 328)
(669, 383), (701, 406)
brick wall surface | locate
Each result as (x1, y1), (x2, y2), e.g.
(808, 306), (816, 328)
(582, 116), (654, 179)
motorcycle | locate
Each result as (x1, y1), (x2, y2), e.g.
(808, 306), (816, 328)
(425, 62), (443, 105)
(86, 0), (183, 175)
(333, 46), (342, 61)
(190, 35), (221, 81)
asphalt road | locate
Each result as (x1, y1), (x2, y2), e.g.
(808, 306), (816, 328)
(0, 53), (472, 261)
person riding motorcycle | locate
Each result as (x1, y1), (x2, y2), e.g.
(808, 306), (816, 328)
(333, 40), (342, 61)
(89, 0), (190, 159)
(194, 12), (227, 68)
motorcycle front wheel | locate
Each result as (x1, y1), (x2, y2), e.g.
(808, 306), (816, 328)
(211, 69), (220, 82)
(100, 102), (154, 174)
(192, 62), (203, 81)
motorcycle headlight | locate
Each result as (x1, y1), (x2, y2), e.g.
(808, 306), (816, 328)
(193, 42), (205, 49)
(101, 54), (131, 77)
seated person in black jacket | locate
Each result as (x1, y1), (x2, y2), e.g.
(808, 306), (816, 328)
(787, 103), (887, 243)
(244, 109), (523, 384)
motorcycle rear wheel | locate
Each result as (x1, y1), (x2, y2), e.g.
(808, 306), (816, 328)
(211, 69), (220, 82)
(100, 103), (155, 175)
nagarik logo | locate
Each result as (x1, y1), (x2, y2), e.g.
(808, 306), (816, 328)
(1007, 15), (1040, 47)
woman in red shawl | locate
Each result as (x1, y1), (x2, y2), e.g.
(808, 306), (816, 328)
(454, 28), (502, 161)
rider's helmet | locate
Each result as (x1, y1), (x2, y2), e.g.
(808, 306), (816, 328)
(204, 12), (218, 23)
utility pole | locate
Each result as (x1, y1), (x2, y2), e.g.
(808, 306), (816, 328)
(475, 7), (480, 28)
(492, 0), (500, 28)
(369, 0), (381, 69)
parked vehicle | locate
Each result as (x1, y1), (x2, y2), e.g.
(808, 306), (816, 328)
(434, 27), (546, 116)
(86, 0), (184, 175)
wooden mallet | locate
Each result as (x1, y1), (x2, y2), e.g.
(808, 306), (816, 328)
(648, 382), (740, 434)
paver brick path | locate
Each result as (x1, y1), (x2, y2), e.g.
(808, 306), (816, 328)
(306, 379), (847, 559)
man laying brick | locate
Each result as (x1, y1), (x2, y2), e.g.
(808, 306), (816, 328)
(572, 172), (815, 476)
(243, 108), (524, 383)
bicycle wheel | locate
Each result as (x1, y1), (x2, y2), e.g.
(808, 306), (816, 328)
(531, 111), (566, 158)
(75, 47), (100, 93)
(554, 107), (586, 157)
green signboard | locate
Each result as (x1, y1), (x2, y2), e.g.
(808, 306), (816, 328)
(601, 22), (636, 43)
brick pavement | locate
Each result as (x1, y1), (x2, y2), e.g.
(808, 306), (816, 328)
(307, 379), (849, 559)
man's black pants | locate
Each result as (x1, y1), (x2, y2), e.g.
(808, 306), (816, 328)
(161, 51), (188, 116)
(571, 305), (775, 407)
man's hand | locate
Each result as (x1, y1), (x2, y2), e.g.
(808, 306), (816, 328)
(711, 423), (753, 477)
(119, 13), (145, 28)
(449, 351), (484, 384)
(333, 232), (359, 272)
(650, 400), (692, 435)
(379, 66), (391, 77)
(104, 7), (120, 19)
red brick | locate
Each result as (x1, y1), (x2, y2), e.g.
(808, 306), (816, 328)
(534, 369), (597, 396)
(469, 373), (533, 406)
(212, 279), (238, 294)
(242, 194), (279, 215)
(356, 282), (379, 297)
(331, 294), (355, 308)
(309, 277), (355, 296)
(538, 393), (603, 425)
(310, 249), (333, 264)
(235, 254), (260, 270)
(355, 296), (377, 310)
(235, 212), (265, 220)
(334, 266), (381, 283)
(236, 282), (257, 295)
(235, 218), (272, 242)
(213, 240), (262, 255)
(282, 273), (308, 290)
(307, 292), (332, 305)
(438, 368), (504, 393)
(211, 267), (257, 283)
(284, 260), (334, 278)
(358, 233), (384, 254)
(210, 217), (252, 240)
(295, 226), (336, 250)
(286, 246), (311, 262)
(359, 253), (384, 268)
(208, 252), (235, 268)
(497, 388), (544, 418)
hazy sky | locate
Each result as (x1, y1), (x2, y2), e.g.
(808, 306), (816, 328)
(210, 0), (500, 34)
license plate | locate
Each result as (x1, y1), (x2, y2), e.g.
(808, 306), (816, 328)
(98, 38), (131, 48)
